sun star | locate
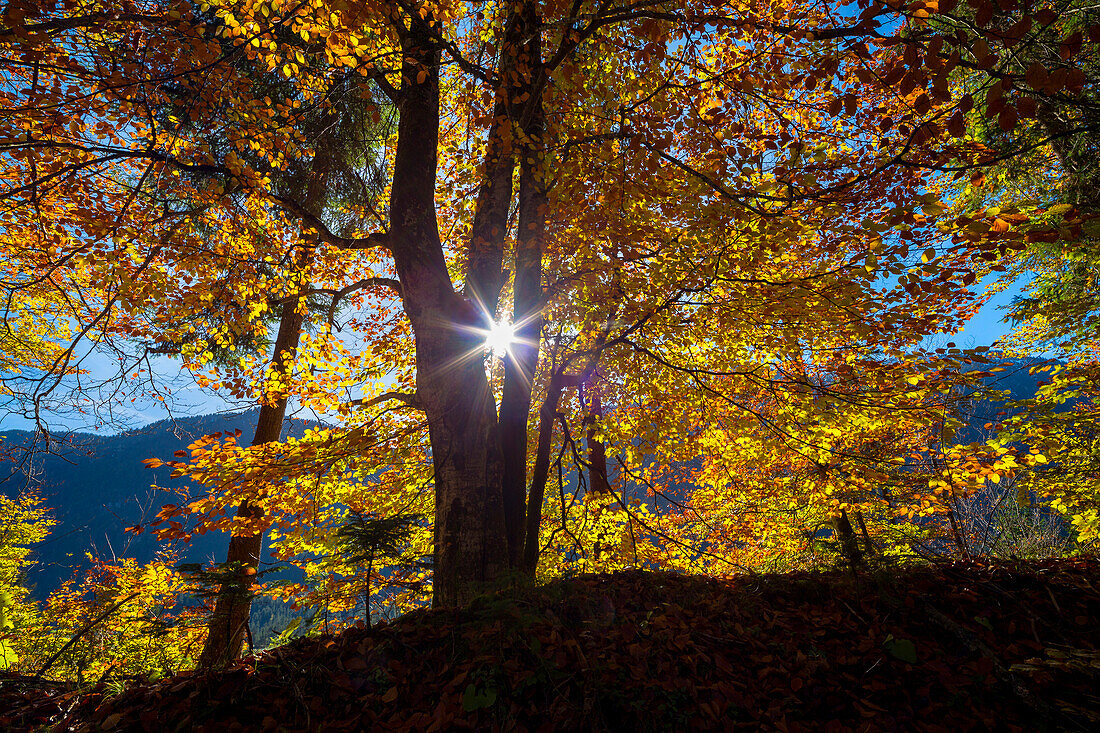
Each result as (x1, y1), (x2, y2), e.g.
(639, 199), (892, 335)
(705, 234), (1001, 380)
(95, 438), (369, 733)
(483, 319), (516, 357)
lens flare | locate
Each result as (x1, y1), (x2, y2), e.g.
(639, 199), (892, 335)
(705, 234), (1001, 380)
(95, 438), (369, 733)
(483, 319), (516, 357)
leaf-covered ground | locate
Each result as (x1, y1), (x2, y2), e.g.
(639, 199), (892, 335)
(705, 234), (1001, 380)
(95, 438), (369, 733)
(3, 558), (1099, 732)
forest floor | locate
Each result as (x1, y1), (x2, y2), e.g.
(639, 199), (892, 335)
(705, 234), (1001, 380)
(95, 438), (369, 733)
(2, 558), (1099, 732)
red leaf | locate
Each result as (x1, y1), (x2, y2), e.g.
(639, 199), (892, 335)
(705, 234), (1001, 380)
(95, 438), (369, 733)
(1047, 67), (1068, 93)
(1025, 62), (1047, 91)
(947, 112), (966, 137)
(1066, 68), (1087, 94)
(975, 2), (994, 28)
(1060, 32), (1083, 60)
(1017, 96), (1037, 119)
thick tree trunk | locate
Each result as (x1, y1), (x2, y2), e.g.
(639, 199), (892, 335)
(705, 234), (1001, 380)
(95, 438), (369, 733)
(388, 22), (508, 607)
(197, 299), (306, 668)
(422, 359), (508, 606)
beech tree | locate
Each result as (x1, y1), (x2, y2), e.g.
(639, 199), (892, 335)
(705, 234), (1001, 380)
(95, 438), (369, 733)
(916, 0), (1100, 552)
(3, 0), (1092, 670)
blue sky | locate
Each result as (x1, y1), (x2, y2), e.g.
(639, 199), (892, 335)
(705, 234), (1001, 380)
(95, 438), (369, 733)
(953, 275), (1020, 349)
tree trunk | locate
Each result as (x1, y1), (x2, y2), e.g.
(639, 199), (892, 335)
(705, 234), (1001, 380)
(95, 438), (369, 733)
(521, 372), (569, 575)
(833, 509), (864, 571)
(583, 382), (611, 496)
(197, 298), (306, 668)
(500, 14), (546, 567)
(198, 141), (332, 668)
(947, 508), (970, 558)
(854, 509), (875, 557)
(388, 21), (508, 607)
(463, 12), (523, 314)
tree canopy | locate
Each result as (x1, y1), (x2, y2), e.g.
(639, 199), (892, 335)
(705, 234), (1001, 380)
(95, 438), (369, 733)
(1, 0), (1097, 667)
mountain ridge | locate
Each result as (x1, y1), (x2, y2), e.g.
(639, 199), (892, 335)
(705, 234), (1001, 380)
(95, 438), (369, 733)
(0, 408), (321, 597)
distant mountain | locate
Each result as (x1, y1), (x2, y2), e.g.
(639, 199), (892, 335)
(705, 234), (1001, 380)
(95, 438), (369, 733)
(0, 409), (319, 598)
(953, 355), (1061, 443)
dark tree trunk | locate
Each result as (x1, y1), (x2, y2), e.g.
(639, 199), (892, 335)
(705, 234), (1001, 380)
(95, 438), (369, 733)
(500, 11), (546, 567)
(583, 383), (611, 496)
(198, 138), (333, 667)
(947, 508), (970, 558)
(833, 509), (864, 571)
(388, 21), (508, 607)
(521, 372), (568, 574)
(854, 509), (875, 557)
(463, 12), (523, 314)
(198, 298), (306, 668)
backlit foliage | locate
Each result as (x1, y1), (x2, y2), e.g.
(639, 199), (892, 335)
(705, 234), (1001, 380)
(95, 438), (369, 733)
(15, 557), (207, 682)
(0, 493), (205, 679)
(0, 491), (54, 669)
(1, 0), (1097, 673)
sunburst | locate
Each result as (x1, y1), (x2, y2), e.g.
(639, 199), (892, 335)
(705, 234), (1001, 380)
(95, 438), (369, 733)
(482, 319), (517, 357)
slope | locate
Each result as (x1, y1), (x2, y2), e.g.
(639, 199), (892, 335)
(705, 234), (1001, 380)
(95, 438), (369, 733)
(2, 559), (1097, 731)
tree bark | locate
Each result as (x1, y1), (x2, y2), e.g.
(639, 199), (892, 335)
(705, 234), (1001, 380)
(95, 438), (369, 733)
(854, 509), (875, 557)
(500, 10), (546, 567)
(583, 381), (611, 496)
(521, 372), (569, 574)
(833, 508), (864, 571)
(388, 20), (508, 607)
(197, 296), (307, 668)
(947, 507), (970, 558)
(198, 139), (332, 668)
(463, 12), (524, 314)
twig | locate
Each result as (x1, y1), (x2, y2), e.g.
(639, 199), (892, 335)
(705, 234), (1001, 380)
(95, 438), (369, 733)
(36, 593), (141, 678)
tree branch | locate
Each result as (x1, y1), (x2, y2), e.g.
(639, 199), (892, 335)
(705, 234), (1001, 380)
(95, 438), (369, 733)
(354, 391), (422, 411)
(270, 194), (391, 251)
(313, 277), (403, 326)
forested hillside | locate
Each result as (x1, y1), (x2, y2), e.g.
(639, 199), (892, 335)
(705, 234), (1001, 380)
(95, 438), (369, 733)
(1, 410), (316, 596)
